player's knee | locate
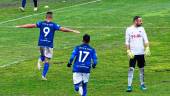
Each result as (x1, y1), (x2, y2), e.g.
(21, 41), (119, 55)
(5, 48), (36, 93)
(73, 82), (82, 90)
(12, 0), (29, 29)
(139, 67), (144, 74)
(40, 56), (45, 61)
(44, 58), (51, 63)
(139, 65), (145, 68)
(74, 84), (79, 92)
(129, 67), (134, 71)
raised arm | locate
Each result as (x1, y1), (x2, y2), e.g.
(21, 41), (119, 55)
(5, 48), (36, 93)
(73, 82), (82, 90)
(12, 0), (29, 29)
(59, 27), (80, 34)
(16, 24), (37, 28)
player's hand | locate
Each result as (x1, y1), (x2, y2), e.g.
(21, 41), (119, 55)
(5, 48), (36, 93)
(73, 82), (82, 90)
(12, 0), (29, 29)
(92, 64), (96, 69)
(67, 63), (72, 67)
(127, 50), (134, 59)
(145, 47), (151, 56)
(73, 30), (80, 34)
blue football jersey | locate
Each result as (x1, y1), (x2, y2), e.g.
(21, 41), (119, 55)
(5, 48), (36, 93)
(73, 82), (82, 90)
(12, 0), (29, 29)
(36, 21), (61, 48)
(69, 43), (97, 73)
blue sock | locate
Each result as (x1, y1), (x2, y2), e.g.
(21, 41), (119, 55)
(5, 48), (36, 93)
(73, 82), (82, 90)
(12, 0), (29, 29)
(82, 83), (87, 96)
(42, 62), (49, 77)
(22, 0), (26, 8)
(74, 83), (80, 92)
(40, 56), (45, 62)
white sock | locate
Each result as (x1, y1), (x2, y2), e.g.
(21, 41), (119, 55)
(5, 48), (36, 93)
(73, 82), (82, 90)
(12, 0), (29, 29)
(128, 67), (134, 86)
(139, 67), (144, 85)
(79, 85), (83, 95)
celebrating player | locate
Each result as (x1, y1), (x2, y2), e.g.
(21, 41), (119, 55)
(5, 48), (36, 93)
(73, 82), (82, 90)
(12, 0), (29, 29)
(19, 0), (38, 11)
(67, 34), (97, 96)
(16, 11), (80, 80)
(125, 16), (151, 92)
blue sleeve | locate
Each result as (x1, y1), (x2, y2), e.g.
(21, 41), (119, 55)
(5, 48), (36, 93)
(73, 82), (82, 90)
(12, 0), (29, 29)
(69, 47), (78, 64)
(54, 23), (61, 31)
(36, 21), (41, 28)
(92, 49), (97, 66)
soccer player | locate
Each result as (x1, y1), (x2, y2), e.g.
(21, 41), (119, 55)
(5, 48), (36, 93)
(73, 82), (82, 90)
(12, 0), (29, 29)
(19, 0), (38, 11)
(125, 16), (151, 92)
(67, 34), (97, 96)
(16, 11), (80, 80)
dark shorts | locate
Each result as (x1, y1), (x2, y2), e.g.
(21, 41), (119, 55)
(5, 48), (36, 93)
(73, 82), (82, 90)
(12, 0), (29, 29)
(129, 55), (145, 68)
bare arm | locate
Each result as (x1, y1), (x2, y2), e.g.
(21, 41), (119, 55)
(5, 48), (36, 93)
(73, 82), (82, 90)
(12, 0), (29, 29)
(59, 27), (80, 34)
(16, 24), (37, 28)
(144, 43), (149, 48)
(126, 44), (130, 50)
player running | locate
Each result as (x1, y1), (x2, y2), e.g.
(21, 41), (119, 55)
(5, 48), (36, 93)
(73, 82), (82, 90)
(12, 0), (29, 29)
(67, 34), (97, 96)
(16, 11), (80, 80)
(125, 16), (151, 92)
(19, 0), (38, 11)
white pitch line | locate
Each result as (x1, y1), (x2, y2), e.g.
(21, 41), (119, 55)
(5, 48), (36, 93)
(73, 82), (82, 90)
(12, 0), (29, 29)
(0, 0), (101, 25)
(0, 59), (27, 68)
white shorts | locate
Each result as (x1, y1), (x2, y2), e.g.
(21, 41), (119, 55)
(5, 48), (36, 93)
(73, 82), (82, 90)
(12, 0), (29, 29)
(73, 72), (90, 84)
(40, 47), (53, 58)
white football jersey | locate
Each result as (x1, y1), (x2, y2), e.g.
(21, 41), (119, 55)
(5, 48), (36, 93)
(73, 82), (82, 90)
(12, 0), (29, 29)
(125, 25), (149, 55)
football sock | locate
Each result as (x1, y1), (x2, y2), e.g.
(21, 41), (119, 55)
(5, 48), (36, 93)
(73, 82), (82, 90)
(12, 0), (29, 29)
(42, 62), (49, 77)
(22, 0), (26, 8)
(128, 67), (134, 86)
(82, 82), (87, 96)
(74, 83), (80, 92)
(139, 67), (144, 85)
(79, 85), (83, 96)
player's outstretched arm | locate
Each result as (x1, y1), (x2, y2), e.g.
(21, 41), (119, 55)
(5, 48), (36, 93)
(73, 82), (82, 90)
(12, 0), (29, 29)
(59, 27), (80, 34)
(16, 24), (37, 28)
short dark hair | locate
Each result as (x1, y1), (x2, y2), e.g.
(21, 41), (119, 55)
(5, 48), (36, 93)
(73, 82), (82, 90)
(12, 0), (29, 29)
(133, 16), (141, 22)
(83, 34), (90, 43)
(46, 11), (53, 18)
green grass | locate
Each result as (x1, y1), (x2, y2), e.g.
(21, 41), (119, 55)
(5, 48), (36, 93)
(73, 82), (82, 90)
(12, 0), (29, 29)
(0, 0), (170, 96)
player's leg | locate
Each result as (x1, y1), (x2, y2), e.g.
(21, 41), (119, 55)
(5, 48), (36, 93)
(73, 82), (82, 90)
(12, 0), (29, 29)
(22, 0), (26, 8)
(137, 55), (147, 90)
(82, 82), (87, 96)
(33, 0), (38, 11)
(82, 73), (90, 96)
(42, 47), (53, 80)
(73, 73), (83, 95)
(19, 0), (26, 11)
(74, 83), (81, 92)
(42, 57), (50, 80)
(37, 47), (45, 70)
(79, 83), (83, 96)
(127, 56), (136, 92)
